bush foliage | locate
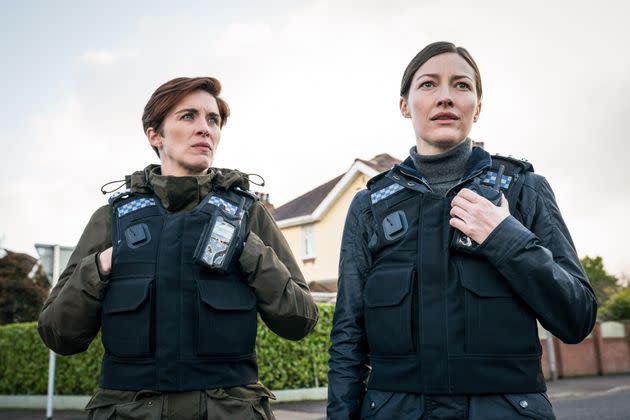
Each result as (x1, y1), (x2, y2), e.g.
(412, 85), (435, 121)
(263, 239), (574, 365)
(599, 288), (630, 321)
(0, 304), (333, 395)
(0, 250), (50, 325)
(580, 255), (619, 306)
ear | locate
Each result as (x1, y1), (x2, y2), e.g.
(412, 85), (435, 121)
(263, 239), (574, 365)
(146, 127), (162, 149)
(473, 100), (482, 122)
(399, 97), (411, 118)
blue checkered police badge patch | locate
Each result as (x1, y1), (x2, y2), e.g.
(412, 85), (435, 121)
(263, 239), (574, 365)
(371, 183), (405, 204)
(208, 196), (238, 215)
(117, 198), (157, 217)
(480, 171), (512, 190)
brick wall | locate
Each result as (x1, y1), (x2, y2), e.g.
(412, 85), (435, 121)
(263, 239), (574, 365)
(540, 320), (630, 378)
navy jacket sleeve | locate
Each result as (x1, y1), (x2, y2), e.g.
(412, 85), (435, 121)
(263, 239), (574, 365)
(327, 191), (373, 420)
(478, 174), (597, 343)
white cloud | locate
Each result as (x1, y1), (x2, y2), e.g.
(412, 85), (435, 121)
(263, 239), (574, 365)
(81, 49), (137, 65)
(2, 0), (629, 276)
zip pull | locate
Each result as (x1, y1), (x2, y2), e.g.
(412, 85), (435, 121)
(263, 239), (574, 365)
(245, 173), (265, 187)
(101, 179), (126, 194)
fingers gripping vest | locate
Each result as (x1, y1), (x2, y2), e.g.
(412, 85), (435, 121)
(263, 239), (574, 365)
(101, 188), (258, 391)
(364, 155), (543, 395)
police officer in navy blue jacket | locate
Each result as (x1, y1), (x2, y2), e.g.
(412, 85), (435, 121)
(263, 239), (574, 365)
(327, 42), (596, 419)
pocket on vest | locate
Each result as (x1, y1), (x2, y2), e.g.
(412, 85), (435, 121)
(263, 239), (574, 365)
(102, 276), (154, 357)
(196, 279), (257, 356)
(459, 257), (538, 355)
(364, 266), (416, 355)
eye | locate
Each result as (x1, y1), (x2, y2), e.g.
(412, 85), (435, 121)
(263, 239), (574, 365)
(207, 115), (220, 126)
(455, 81), (471, 90)
(419, 81), (435, 89)
(181, 112), (194, 121)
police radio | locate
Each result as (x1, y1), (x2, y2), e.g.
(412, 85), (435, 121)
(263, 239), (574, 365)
(451, 164), (505, 254)
(193, 195), (248, 273)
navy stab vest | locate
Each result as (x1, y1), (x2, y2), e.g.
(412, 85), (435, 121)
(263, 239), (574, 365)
(364, 154), (545, 395)
(100, 188), (258, 391)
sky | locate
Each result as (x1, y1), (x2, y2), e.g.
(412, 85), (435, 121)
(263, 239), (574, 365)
(1, 0), (629, 277)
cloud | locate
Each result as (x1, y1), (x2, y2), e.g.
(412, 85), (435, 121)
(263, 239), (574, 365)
(81, 49), (136, 65)
(2, 0), (630, 276)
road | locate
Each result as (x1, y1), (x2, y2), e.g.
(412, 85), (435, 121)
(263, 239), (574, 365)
(2, 374), (629, 419)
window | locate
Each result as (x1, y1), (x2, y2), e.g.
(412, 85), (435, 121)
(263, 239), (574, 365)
(302, 225), (316, 259)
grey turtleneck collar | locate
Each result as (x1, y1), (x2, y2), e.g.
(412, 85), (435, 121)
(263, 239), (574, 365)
(409, 138), (472, 196)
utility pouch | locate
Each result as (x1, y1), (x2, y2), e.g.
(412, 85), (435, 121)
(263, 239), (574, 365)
(452, 165), (505, 254)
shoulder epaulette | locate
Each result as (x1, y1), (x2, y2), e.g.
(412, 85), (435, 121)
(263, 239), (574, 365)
(108, 190), (132, 206)
(491, 154), (534, 173)
(232, 187), (260, 201)
(367, 170), (391, 190)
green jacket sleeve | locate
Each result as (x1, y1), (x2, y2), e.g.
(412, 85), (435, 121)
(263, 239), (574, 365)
(238, 201), (318, 340)
(37, 205), (112, 355)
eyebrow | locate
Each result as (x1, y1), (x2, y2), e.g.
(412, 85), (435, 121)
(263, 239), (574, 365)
(175, 108), (221, 119)
(414, 73), (474, 82)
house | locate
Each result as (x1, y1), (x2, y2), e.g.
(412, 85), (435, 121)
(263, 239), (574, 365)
(272, 154), (401, 292)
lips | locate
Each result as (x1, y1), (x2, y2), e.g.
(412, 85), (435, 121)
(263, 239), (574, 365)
(191, 142), (212, 151)
(431, 112), (459, 121)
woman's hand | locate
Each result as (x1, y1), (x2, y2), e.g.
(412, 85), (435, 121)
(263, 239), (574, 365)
(449, 188), (510, 245)
(98, 247), (113, 275)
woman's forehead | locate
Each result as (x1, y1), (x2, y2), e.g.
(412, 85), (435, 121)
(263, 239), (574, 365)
(173, 90), (219, 113)
(415, 53), (476, 79)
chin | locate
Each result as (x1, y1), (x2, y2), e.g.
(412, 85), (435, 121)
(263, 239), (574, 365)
(429, 137), (463, 149)
(186, 158), (212, 174)
(428, 131), (467, 145)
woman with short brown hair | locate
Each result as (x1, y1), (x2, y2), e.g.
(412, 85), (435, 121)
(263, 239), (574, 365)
(39, 77), (318, 420)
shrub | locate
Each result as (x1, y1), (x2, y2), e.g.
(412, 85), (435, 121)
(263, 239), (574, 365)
(0, 250), (50, 325)
(0, 304), (334, 395)
(599, 288), (630, 321)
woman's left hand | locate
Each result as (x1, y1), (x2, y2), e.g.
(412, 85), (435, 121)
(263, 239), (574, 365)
(449, 188), (510, 245)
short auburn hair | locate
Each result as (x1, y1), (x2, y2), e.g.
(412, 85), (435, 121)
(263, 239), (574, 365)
(142, 77), (231, 156)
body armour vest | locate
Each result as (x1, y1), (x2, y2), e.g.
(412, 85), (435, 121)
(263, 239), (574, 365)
(364, 153), (545, 395)
(100, 188), (258, 391)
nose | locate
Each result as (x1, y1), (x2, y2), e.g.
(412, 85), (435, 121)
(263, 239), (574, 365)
(195, 120), (211, 137)
(436, 85), (454, 107)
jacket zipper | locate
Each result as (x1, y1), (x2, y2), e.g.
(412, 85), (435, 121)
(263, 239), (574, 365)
(445, 169), (485, 197)
(411, 268), (419, 351)
(397, 168), (434, 192)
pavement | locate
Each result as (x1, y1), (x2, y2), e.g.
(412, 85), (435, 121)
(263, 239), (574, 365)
(1, 374), (629, 420)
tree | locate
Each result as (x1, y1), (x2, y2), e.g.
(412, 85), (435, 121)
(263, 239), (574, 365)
(0, 249), (50, 325)
(599, 288), (630, 321)
(580, 256), (619, 306)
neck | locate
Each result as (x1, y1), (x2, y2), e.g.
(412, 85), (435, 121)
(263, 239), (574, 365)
(160, 161), (209, 177)
(416, 137), (467, 156)
(409, 138), (473, 196)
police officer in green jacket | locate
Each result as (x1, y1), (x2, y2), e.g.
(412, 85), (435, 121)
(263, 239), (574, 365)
(38, 77), (319, 420)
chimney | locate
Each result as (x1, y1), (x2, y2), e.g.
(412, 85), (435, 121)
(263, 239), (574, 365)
(255, 192), (275, 214)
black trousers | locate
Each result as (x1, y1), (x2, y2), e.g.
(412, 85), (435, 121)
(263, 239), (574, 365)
(360, 390), (556, 419)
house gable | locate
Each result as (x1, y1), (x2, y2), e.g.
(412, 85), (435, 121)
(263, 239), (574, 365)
(276, 160), (380, 228)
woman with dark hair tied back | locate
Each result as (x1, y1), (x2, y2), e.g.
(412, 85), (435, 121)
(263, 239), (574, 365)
(38, 77), (318, 420)
(327, 42), (597, 419)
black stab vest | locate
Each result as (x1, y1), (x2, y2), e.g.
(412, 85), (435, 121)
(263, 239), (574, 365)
(100, 188), (258, 391)
(364, 155), (545, 394)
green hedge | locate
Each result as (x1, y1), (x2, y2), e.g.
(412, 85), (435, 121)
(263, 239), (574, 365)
(0, 304), (333, 395)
